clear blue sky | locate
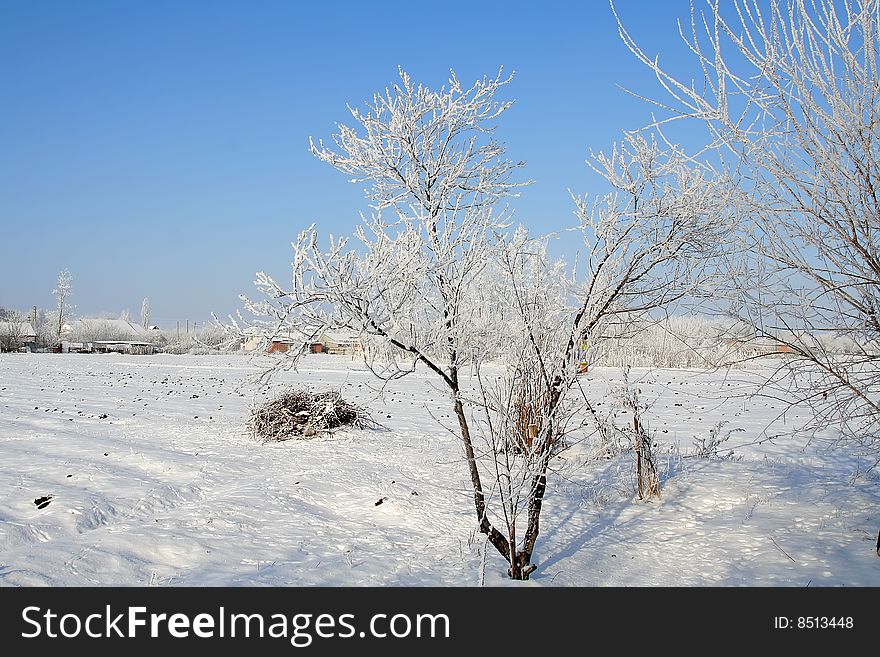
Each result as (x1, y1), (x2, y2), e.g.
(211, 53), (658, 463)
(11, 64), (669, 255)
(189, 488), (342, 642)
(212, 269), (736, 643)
(0, 0), (699, 327)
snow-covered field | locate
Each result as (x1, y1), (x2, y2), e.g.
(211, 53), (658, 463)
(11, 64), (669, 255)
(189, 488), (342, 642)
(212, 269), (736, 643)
(0, 353), (877, 586)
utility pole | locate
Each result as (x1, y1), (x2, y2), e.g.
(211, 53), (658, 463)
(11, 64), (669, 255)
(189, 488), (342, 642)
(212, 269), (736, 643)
(177, 320), (180, 342)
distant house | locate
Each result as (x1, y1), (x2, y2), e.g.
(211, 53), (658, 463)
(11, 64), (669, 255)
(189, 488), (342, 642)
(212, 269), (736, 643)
(62, 342), (93, 354)
(720, 336), (795, 356)
(61, 318), (151, 342)
(317, 330), (362, 356)
(266, 338), (300, 354)
(91, 340), (155, 355)
(239, 328), (362, 355)
(56, 319), (156, 355)
(240, 327), (264, 353)
(0, 321), (37, 351)
(240, 327), (304, 354)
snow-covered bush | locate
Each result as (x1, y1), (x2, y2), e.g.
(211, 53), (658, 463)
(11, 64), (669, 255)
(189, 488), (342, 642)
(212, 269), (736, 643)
(612, 372), (660, 499)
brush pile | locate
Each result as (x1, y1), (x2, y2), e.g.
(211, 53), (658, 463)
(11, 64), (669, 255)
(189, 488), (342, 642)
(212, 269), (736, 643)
(249, 389), (375, 441)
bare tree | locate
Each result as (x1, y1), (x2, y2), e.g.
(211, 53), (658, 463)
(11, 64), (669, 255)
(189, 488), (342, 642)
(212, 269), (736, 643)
(620, 369), (661, 500)
(615, 0), (880, 465)
(0, 310), (25, 352)
(52, 269), (73, 344)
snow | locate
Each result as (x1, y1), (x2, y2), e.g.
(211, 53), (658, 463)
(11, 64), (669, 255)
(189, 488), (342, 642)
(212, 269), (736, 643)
(1, 353), (878, 586)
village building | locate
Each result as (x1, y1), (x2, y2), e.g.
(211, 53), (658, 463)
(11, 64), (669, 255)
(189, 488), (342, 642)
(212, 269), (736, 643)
(315, 330), (362, 356)
(60, 318), (156, 354)
(0, 320), (37, 351)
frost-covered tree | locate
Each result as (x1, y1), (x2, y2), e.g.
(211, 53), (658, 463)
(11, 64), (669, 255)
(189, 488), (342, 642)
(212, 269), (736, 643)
(231, 68), (734, 579)
(234, 68), (540, 577)
(52, 269), (73, 344)
(471, 134), (736, 575)
(615, 0), (880, 465)
(34, 309), (56, 349)
(0, 310), (26, 352)
(141, 298), (151, 329)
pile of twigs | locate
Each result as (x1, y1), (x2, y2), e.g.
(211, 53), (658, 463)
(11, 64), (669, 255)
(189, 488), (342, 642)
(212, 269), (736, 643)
(249, 389), (376, 441)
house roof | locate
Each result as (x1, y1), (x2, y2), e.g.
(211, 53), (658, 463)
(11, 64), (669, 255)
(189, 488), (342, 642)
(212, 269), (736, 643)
(0, 321), (36, 338)
(62, 318), (149, 336)
(241, 325), (305, 340)
(321, 330), (361, 344)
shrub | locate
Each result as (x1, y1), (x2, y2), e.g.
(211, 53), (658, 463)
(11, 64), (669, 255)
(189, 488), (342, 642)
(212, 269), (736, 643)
(692, 420), (743, 459)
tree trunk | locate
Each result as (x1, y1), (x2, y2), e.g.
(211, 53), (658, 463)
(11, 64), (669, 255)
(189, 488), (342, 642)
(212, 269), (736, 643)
(516, 430), (553, 580)
(451, 394), (511, 566)
(635, 415), (644, 500)
(509, 550), (537, 580)
(515, 473), (545, 580)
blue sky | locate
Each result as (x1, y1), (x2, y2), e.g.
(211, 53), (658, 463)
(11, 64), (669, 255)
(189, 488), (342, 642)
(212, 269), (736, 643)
(0, 0), (700, 326)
